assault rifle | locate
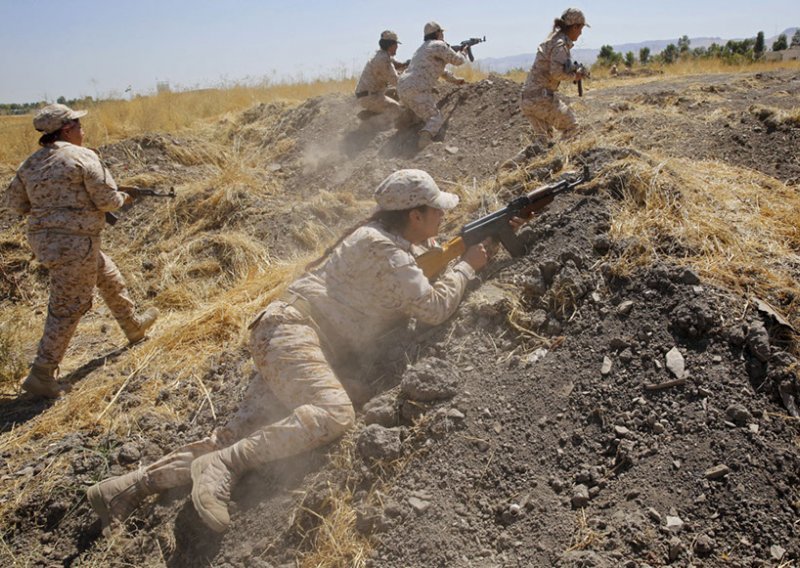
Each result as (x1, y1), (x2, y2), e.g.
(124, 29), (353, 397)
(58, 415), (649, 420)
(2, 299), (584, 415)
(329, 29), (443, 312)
(451, 36), (486, 62)
(416, 166), (590, 279)
(571, 61), (590, 96)
(105, 186), (177, 225)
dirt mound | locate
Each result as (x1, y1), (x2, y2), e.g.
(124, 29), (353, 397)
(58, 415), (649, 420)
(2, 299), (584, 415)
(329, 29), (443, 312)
(1, 69), (799, 567)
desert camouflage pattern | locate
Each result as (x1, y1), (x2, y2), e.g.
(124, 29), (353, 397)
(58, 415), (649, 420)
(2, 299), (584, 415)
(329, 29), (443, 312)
(397, 40), (466, 135)
(356, 49), (399, 95)
(356, 50), (402, 120)
(33, 104), (87, 134)
(4, 141), (133, 368)
(124, 221), (473, 483)
(374, 169), (459, 211)
(27, 232), (135, 366)
(520, 31), (579, 142)
(5, 141), (125, 236)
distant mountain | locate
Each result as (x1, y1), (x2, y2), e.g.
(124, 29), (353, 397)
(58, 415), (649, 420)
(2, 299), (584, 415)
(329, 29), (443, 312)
(479, 27), (798, 73)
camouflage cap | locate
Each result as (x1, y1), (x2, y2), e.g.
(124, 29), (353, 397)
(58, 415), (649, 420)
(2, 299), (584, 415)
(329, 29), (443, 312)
(424, 21), (444, 36)
(33, 104), (87, 134)
(561, 8), (590, 27)
(374, 169), (459, 212)
(381, 30), (400, 43)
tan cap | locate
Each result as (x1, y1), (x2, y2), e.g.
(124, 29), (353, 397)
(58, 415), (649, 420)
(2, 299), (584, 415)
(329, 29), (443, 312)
(33, 103), (87, 134)
(561, 7), (590, 27)
(381, 30), (400, 43)
(374, 169), (459, 212)
(424, 21), (444, 36)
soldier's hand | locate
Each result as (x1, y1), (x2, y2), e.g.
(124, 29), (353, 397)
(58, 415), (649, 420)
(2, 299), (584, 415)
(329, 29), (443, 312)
(463, 243), (489, 271)
(456, 78), (467, 85)
(122, 192), (134, 206)
(509, 215), (529, 232)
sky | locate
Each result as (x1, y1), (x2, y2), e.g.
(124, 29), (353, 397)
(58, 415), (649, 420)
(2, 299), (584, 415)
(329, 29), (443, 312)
(1, 0), (798, 104)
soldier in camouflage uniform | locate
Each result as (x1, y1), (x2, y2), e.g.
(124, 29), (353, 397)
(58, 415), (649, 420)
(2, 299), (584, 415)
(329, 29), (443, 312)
(519, 8), (589, 149)
(355, 30), (404, 127)
(397, 21), (467, 149)
(88, 169), (490, 533)
(3, 104), (158, 399)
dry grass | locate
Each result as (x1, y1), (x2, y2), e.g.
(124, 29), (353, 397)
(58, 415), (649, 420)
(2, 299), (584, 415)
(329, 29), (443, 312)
(594, 155), (800, 321)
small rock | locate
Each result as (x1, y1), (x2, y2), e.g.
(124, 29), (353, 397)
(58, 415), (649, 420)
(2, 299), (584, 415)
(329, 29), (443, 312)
(444, 146), (459, 155)
(725, 404), (751, 426)
(408, 497), (430, 514)
(704, 464), (731, 480)
(601, 357), (613, 375)
(668, 537), (685, 561)
(693, 534), (715, 557)
(117, 443), (141, 465)
(571, 484), (590, 508)
(665, 515), (684, 532)
(679, 268), (701, 285)
(616, 301), (634, 316)
(356, 425), (402, 462)
(665, 347), (685, 379)
(770, 545), (786, 561)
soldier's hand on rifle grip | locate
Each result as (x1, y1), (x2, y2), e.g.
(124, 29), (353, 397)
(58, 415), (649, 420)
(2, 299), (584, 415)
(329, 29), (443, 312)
(121, 192), (134, 206)
(462, 243), (489, 272)
(509, 215), (530, 231)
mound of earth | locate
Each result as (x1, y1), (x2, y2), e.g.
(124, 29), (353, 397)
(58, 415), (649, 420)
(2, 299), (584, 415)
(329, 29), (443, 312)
(0, 69), (798, 567)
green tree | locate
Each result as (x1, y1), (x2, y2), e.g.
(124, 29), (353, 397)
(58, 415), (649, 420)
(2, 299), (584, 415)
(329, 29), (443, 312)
(597, 44), (622, 66)
(772, 34), (788, 51)
(791, 29), (800, 48)
(754, 31), (765, 58)
(624, 51), (635, 68)
(639, 47), (650, 64)
(660, 43), (679, 64)
(677, 35), (691, 53)
(56, 96), (67, 104)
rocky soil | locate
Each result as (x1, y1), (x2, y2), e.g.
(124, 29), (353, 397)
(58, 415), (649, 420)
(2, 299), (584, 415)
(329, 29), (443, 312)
(0, 69), (798, 567)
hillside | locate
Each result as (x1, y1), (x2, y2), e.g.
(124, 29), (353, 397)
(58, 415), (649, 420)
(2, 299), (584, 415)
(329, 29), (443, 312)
(480, 27), (800, 72)
(0, 68), (799, 567)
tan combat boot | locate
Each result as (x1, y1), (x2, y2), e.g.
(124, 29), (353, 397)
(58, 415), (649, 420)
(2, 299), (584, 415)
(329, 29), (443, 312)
(87, 469), (152, 529)
(120, 307), (159, 344)
(190, 440), (255, 532)
(20, 363), (64, 399)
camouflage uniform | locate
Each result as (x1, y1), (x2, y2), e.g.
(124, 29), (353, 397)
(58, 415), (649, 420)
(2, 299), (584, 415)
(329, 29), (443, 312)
(397, 39), (466, 136)
(356, 49), (401, 119)
(520, 30), (580, 143)
(88, 170), (475, 530)
(5, 141), (135, 368)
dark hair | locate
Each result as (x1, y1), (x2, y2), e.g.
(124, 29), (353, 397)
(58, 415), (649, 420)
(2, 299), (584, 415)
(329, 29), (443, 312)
(379, 39), (397, 50)
(38, 131), (60, 146)
(304, 205), (428, 272)
(424, 32), (438, 41)
(38, 119), (78, 146)
(552, 18), (567, 32)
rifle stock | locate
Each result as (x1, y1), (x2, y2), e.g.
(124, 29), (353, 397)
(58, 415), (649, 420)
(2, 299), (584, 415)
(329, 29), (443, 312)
(416, 237), (467, 279)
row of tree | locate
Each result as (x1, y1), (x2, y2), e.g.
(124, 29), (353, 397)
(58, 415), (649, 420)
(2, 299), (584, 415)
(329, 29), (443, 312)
(0, 96), (95, 116)
(596, 29), (800, 69)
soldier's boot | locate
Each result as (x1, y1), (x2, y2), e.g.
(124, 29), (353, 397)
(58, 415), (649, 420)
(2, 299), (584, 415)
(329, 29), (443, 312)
(119, 307), (159, 345)
(87, 469), (153, 529)
(20, 363), (65, 399)
(190, 438), (257, 533)
(417, 131), (434, 150)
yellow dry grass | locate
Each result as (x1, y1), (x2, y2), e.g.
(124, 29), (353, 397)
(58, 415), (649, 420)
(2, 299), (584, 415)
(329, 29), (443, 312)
(1, 60), (799, 565)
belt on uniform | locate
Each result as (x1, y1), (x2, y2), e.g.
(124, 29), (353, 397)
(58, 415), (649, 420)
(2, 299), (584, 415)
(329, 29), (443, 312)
(247, 291), (314, 330)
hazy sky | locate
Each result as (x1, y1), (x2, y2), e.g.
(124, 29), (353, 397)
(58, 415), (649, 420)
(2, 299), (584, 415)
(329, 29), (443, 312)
(1, 0), (798, 103)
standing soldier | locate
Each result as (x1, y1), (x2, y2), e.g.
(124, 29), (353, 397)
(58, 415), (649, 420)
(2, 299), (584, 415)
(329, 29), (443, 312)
(397, 21), (467, 150)
(3, 104), (158, 399)
(515, 8), (589, 161)
(88, 169), (491, 533)
(355, 30), (405, 128)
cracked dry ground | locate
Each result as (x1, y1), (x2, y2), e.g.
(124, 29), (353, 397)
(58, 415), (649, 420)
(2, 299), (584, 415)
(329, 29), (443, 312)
(0, 69), (798, 567)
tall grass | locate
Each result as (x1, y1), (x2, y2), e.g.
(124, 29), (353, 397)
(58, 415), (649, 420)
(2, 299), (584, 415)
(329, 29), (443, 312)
(0, 78), (357, 170)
